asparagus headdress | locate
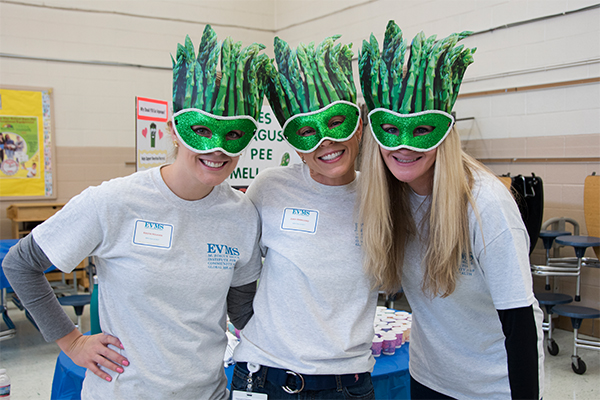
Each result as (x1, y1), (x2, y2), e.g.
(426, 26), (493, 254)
(359, 20), (475, 114)
(171, 25), (269, 156)
(359, 21), (476, 152)
(265, 35), (361, 153)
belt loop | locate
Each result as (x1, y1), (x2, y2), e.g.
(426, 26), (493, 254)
(257, 365), (268, 389)
(335, 375), (343, 392)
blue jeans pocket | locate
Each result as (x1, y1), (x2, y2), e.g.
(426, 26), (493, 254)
(342, 374), (375, 399)
(231, 364), (251, 392)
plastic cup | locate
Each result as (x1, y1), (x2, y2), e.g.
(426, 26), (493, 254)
(382, 334), (396, 355)
(371, 336), (384, 357)
(391, 327), (404, 348)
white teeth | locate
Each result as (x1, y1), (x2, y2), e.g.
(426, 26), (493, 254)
(395, 157), (418, 163)
(202, 159), (225, 168)
(320, 150), (343, 161)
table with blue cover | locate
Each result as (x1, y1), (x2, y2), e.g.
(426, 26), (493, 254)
(0, 238), (62, 339)
(52, 343), (410, 399)
(1, 239), (20, 340)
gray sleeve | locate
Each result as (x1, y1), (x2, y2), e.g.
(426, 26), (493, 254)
(2, 234), (76, 342)
(227, 281), (257, 330)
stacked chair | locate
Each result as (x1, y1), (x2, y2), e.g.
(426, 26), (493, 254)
(529, 173), (600, 374)
(550, 174), (600, 374)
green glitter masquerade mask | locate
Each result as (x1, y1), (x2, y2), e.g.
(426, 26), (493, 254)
(368, 108), (454, 152)
(282, 100), (360, 153)
(359, 20), (475, 148)
(263, 35), (358, 139)
(172, 109), (258, 157)
(171, 25), (268, 154)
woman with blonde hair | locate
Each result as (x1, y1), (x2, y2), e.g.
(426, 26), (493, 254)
(358, 21), (544, 400)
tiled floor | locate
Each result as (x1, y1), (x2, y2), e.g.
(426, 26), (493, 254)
(1, 293), (599, 399)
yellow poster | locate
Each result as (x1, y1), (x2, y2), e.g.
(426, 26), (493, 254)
(0, 88), (53, 198)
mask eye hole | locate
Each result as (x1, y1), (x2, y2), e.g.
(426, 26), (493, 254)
(226, 130), (245, 141)
(191, 125), (212, 138)
(381, 124), (399, 136)
(297, 126), (316, 137)
(413, 125), (435, 136)
(328, 115), (346, 129)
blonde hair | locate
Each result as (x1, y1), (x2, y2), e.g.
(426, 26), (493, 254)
(359, 127), (489, 297)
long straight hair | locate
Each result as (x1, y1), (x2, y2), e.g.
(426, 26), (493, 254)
(359, 127), (487, 297)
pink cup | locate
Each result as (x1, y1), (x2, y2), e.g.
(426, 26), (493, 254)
(371, 336), (384, 357)
(391, 327), (404, 348)
(382, 334), (396, 355)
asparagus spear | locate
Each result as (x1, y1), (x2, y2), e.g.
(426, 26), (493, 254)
(400, 31), (424, 113)
(226, 41), (242, 115)
(449, 47), (476, 109)
(264, 60), (290, 126)
(316, 35), (341, 103)
(204, 43), (221, 110)
(413, 33), (436, 113)
(250, 53), (270, 117)
(296, 43), (320, 111)
(359, 39), (375, 111)
(306, 41), (329, 107)
(339, 43), (357, 103)
(213, 37), (232, 115)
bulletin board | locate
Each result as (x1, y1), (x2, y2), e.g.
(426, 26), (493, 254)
(0, 86), (56, 199)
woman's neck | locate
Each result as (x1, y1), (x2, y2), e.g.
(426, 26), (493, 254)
(160, 164), (214, 200)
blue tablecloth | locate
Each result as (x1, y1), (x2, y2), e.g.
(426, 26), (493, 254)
(0, 239), (20, 290)
(1, 238), (57, 291)
(52, 344), (410, 399)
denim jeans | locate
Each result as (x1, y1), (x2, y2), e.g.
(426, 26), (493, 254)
(230, 363), (375, 400)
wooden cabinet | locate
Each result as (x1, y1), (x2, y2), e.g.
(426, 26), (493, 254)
(6, 202), (88, 291)
(6, 202), (65, 238)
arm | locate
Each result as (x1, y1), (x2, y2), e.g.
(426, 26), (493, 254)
(3, 234), (129, 381)
(227, 281), (257, 329)
(497, 305), (540, 400)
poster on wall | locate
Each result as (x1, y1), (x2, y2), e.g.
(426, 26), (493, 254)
(136, 97), (169, 171)
(0, 87), (55, 199)
(227, 105), (301, 188)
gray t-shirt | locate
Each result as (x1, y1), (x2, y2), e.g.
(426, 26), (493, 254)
(233, 163), (378, 375)
(403, 171), (544, 399)
(33, 167), (262, 400)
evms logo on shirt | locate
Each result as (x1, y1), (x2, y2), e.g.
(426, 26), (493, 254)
(207, 243), (240, 270)
(459, 252), (475, 276)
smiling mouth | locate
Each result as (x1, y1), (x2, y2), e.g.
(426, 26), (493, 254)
(319, 150), (344, 161)
(393, 155), (422, 163)
(200, 159), (226, 168)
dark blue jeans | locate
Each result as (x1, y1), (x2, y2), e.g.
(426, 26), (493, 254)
(230, 363), (375, 400)
(410, 376), (455, 399)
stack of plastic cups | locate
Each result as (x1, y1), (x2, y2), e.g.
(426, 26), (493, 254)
(372, 307), (412, 355)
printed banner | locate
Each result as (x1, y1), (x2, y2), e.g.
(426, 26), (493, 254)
(227, 105), (301, 187)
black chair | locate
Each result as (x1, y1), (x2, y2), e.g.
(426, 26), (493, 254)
(535, 292), (572, 355)
(552, 304), (600, 374)
(58, 294), (91, 330)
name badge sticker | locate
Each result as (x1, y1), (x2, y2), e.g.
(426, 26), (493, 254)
(232, 391), (268, 400)
(281, 208), (319, 234)
(132, 220), (174, 249)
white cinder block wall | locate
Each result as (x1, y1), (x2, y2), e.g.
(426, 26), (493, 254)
(0, 0), (275, 149)
(1, 0), (599, 319)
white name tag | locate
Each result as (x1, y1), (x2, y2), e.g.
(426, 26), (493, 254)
(232, 391), (268, 400)
(132, 220), (173, 249)
(280, 208), (319, 234)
